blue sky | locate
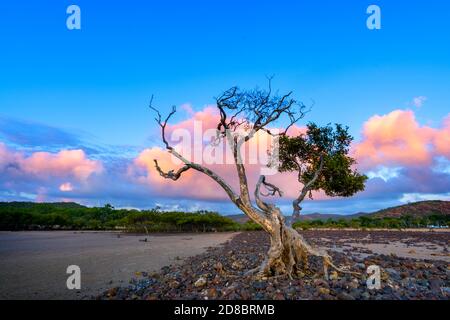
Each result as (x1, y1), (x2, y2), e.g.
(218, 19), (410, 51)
(0, 1), (449, 214)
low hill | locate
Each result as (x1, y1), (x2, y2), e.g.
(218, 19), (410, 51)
(371, 200), (450, 218)
(227, 200), (450, 223)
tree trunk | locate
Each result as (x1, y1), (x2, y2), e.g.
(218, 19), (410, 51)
(290, 199), (302, 226)
(247, 206), (332, 279)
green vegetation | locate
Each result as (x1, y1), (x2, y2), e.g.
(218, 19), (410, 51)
(240, 220), (263, 231)
(2, 202), (447, 232)
(293, 214), (450, 230)
(0, 202), (243, 232)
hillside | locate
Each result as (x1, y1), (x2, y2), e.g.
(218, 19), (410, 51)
(371, 200), (450, 218)
(227, 200), (450, 223)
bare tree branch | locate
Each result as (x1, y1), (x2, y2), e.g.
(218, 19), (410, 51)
(254, 175), (283, 212)
(149, 96), (176, 150)
(154, 160), (191, 181)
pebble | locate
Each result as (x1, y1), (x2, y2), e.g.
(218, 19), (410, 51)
(194, 277), (207, 288)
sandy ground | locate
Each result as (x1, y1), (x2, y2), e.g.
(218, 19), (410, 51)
(324, 241), (450, 262)
(307, 231), (449, 262)
(0, 231), (237, 300)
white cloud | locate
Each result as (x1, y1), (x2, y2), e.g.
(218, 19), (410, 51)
(59, 182), (74, 192)
(412, 96), (427, 108)
(399, 192), (450, 203)
(367, 166), (401, 182)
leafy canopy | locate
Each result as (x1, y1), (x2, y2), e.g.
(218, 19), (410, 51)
(278, 123), (367, 198)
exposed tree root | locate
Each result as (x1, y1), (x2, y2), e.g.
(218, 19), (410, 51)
(246, 224), (360, 280)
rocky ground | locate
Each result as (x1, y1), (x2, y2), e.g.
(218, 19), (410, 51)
(99, 230), (450, 300)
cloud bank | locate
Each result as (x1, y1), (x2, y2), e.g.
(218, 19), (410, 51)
(1, 106), (449, 214)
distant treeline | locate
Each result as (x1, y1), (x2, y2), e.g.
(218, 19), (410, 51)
(293, 214), (450, 230)
(3, 202), (446, 232)
(0, 202), (261, 232)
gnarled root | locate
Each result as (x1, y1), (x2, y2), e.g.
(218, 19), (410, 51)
(248, 226), (360, 280)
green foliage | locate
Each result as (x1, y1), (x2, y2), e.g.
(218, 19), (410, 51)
(278, 123), (367, 199)
(0, 202), (245, 232)
(292, 214), (450, 230)
(241, 220), (263, 231)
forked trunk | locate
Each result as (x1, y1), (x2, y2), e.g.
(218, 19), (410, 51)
(248, 206), (333, 280)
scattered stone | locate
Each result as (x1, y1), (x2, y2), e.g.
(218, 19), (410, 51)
(214, 262), (224, 274)
(168, 280), (180, 289)
(107, 287), (118, 297)
(231, 260), (244, 270)
(337, 292), (355, 300)
(194, 277), (207, 288)
(318, 287), (330, 295)
(99, 230), (450, 301)
(329, 271), (338, 280)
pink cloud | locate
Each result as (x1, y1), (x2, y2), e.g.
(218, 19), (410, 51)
(352, 109), (449, 169)
(129, 107), (320, 202)
(0, 143), (103, 181)
(59, 182), (74, 192)
(129, 145), (313, 201)
(131, 107), (450, 203)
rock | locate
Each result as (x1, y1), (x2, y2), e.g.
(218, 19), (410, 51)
(273, 292), (285, 300)
(318, 287), (330, 295)
(385, 268), (399, 277)
(429, 279), (442, 294)
(194, 277), (207, 288)
(361, 292), (371, 300)
(222, 281), (239, 297)
(231, 260), (244, 270)
(329, 271), (339, 280)
(349, 278), (359, 289)
(313, 279), (330, 288)
(252, 281), (267, 290)
(211, 275), (221, 285)
(240, 290), (251, 300)
(400, 272), (408, 279)
(337, 292), (355, 300)
(145, 293), (159, 300)
(349, 289), (362, 299)
(441, 287), (450, 296)
(107, 287), (118, 297)
(168, 280), (180, 289)
(204, 288), (218, 299)
(355, 263), (366, 270)
(214, 262), (224, 273)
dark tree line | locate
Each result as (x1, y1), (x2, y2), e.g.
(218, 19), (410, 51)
(0, 202), (259, 232)
(293, 215), (450, 230)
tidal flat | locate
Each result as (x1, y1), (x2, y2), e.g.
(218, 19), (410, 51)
(0, 231), (237, 299)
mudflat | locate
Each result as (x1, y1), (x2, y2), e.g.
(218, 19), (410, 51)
(0, 231), (238, 300)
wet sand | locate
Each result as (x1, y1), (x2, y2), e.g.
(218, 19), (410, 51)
(303, 230), (450, 262)
(0, 231), (238, 300)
